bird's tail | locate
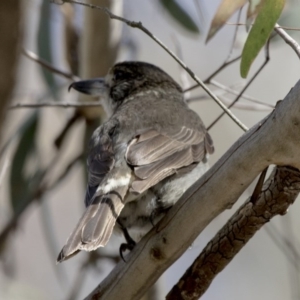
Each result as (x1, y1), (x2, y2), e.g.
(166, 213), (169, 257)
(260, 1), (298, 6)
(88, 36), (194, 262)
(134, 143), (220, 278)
(57, 186), (127, 263)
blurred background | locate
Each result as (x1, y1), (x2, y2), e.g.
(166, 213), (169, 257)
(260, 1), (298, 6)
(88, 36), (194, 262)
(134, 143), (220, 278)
(1, 0), (300, 299)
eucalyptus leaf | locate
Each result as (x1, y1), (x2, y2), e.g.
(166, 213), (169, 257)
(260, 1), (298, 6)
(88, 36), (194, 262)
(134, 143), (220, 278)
(10, 112), (39, 214)
(241, 0), (285, 78)
(207, 0), (248, 42)
(159, 0), (200, 34)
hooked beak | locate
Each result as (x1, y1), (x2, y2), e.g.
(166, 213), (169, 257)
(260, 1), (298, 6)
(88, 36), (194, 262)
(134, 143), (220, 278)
(68, 78), (108, 96)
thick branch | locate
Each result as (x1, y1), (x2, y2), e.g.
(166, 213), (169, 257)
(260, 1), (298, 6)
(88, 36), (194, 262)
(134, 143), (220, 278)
(167, 166), (300, 300)
(84, 80), (300, 300)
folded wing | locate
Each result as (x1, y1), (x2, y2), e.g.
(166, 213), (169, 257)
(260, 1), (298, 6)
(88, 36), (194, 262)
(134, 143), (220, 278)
(126, 126), (214, 194)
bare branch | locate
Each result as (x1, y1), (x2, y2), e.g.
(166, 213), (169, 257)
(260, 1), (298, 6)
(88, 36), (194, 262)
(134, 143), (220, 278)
(210, 80), (274, 108)
(225, 7), (242, 62)
(22, 48), (80, 81)
(226, 22), (300, 31)
(184, 55), (241, 93)
(275, 24), (300, 59)
(223, 22), (300, 59)
(60, 0), (247, 131)
(167, 166), (300, 300)
(9, 101), (102, 109)
(187, 95), (272, 111)
(208, 40), (270, 130)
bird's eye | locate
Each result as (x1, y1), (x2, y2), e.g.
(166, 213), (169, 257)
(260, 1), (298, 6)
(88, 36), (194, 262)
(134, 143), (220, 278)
(114, 70), (127, 81)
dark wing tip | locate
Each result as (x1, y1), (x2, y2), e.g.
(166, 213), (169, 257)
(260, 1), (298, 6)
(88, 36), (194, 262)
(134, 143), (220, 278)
(56, 248), (66, 264)
(56, 248), (81, 264)
(205, 131), (214, 154)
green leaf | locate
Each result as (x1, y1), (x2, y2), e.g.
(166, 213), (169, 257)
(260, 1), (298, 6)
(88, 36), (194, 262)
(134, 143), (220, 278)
(159, 0), (200, 34)
(38, 0), (58, 100)
(10, 113), (39, 214)
(240, 0), (285, 78)
(246, 0), (264, 31)
(207, 0), (248, 42)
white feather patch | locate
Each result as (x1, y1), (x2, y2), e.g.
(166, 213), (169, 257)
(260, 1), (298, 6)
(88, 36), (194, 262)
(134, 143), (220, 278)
(99, 174), (131, 194)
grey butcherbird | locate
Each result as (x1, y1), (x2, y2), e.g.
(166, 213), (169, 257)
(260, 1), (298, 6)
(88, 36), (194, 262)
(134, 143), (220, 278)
(57, 61), (214, 262)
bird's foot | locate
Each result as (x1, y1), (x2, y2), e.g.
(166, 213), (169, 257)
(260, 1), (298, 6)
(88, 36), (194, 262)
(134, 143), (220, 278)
(119, 240), (136, 262)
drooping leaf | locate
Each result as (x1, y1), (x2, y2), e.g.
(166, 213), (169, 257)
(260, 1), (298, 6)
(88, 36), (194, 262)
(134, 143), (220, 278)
(10, 112), (39, 214)
(38, 0), (58, 100)
(207, 0), (248, 42)
(241, 0), (285, 78)
(159, 0), (200, 34)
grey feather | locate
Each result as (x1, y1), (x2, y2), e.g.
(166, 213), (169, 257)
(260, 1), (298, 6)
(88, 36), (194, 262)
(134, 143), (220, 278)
(57, 187), (127, 262)
(57, 61), (214, 262)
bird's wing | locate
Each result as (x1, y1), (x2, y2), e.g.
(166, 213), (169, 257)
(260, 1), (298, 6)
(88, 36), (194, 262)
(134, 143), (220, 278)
(85, 134), (115, 206)
(57, 132), (129, 262)
(126, 127), (214, 194)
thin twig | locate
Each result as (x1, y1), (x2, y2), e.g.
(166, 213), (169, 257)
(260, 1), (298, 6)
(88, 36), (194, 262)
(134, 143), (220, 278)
(227, 22), (300, 31)
(9, 101), (102, 109)
(207, 40), (270, 130)
(210, 80), (274, 108)
(60, 0), (247, 131)
(22, 48), (80, 81)
(187, 95), (272, 111)
(183, 21), (242, 94)
(275, 23), (300, 59)
(225, 8), (242, 62)
(184, 55), (241, 93)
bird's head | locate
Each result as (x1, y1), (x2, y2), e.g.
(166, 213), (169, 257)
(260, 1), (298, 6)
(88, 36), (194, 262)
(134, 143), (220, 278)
(69, 61), (182, 115)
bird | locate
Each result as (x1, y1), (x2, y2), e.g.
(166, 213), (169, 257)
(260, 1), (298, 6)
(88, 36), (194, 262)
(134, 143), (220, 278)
(57, 61), (214, 263)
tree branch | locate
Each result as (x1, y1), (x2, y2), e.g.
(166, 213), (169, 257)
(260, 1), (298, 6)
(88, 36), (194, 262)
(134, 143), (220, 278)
(22, 48), (80, 81)
(275, 24), (300, 59)
(167, 166), (300, 299)
(84, 79), (300, 300)
(187, 95), (272, 111)
(9, 101), (102, 109)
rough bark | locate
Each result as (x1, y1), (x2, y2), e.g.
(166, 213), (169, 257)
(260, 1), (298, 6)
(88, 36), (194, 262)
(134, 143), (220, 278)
(166, 166), (300, 300)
